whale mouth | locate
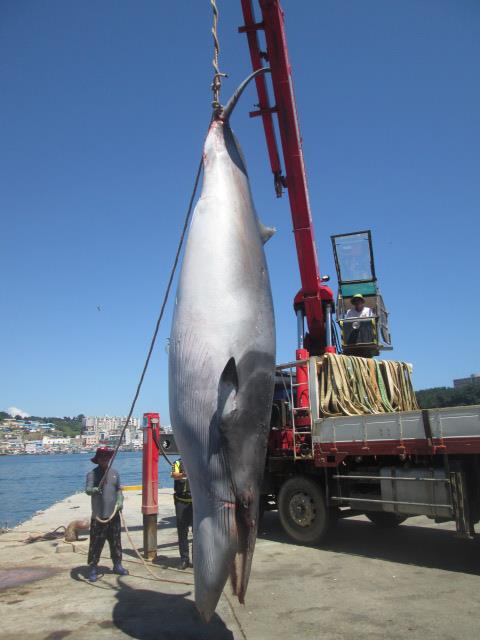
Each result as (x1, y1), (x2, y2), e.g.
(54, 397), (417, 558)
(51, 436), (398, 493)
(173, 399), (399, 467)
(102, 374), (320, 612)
(229, 492), (258, 604)
(194, 492), (260, 622)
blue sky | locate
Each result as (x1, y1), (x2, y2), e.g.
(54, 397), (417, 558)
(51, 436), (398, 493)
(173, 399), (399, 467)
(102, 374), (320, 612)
(1, 1), (479, 420)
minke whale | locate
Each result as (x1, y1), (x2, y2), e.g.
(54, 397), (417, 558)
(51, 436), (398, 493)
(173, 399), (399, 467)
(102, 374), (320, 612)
(169, 69), (276, 621)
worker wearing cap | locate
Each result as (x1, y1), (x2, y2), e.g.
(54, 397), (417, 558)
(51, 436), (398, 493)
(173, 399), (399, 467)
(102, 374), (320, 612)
(171, 457), (193, 570)
(85, 446), (128, 582)
(346, 293), (374, 318)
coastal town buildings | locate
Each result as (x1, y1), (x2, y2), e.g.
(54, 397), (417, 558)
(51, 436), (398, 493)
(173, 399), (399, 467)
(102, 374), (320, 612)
(81, 431), (99, 448)
(82, 415), (140, 434)
(25, 441), (43, 454)
(0, 413), (144, 455)
(81, 415), (143, 450)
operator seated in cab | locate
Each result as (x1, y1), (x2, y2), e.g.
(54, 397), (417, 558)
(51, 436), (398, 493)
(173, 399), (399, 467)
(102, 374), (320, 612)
(345, 293), (373, 319)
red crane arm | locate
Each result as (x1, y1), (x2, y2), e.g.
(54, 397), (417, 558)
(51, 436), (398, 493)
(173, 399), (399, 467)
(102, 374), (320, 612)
(239, 0), (334, 354)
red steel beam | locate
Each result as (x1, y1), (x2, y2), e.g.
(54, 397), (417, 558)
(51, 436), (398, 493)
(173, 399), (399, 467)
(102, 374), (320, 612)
(240, 0), (334, 353)
(239, 0), (283, 194)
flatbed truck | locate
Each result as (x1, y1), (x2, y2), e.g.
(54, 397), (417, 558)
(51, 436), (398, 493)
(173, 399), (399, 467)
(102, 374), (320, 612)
(261, 360), (480, 543)
(236, 2), (480, 545)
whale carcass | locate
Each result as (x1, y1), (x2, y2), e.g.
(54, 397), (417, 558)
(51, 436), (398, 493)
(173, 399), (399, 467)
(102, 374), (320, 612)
(169, 70), (276, 621)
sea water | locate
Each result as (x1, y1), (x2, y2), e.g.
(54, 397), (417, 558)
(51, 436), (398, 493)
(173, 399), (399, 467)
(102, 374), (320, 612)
(0, 451), (174, 528)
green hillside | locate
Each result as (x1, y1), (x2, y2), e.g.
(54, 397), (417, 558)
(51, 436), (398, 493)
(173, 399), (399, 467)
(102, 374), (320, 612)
(416, 384), (480, 409)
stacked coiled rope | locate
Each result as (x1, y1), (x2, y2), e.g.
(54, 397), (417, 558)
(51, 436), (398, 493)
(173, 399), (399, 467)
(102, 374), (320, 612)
(317, 353), (419, 417)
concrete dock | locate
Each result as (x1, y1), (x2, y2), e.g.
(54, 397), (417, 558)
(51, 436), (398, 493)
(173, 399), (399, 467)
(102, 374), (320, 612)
(1, 489), (480, 639)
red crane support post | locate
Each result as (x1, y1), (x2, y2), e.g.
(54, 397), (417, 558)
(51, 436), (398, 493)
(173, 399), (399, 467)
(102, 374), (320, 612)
(142, 412), (160, 560)
(239, 0), (335, 365)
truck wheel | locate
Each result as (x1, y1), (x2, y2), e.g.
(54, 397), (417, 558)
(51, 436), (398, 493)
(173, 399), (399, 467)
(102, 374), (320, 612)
(366, 512), (407, 528)
(278, 476), (331, 544)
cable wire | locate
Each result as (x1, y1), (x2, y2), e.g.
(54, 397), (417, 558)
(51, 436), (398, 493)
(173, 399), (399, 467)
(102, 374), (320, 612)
(210, 0), (227, 111)
(99, 155), (203, 489)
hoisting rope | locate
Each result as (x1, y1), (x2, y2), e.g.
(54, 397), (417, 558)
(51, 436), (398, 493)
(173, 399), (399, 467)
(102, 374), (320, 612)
(61, 510), (194, 586)
(317, 353), (419, 417)
(99, 0), (232, 486)
(210, 0), (228, 112)
(119, 511), (193, 586)
(94, 510), (194, 584)
(88, 1), (233, 590)
(98, 155), (203, 490)
(84, 2), (250, 605)
(94, 507), (119, 525)
(99, 0), (231, 491)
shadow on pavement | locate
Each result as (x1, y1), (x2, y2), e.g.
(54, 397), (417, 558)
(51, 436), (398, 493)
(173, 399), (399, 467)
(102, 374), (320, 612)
(122, 539), (180, 561)
(259, 512), (480, 575)
(152, 555), (186, 571)
(112, 580), (234, 640)
(122, 516), (176, 533)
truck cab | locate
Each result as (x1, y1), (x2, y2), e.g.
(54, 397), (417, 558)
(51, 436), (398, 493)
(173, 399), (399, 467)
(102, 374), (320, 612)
(331, 230), (392, 357)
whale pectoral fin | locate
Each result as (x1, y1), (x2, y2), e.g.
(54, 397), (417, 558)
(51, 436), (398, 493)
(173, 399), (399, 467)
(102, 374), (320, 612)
(218, 357), (239, 422)
(258, 220), (276, 244)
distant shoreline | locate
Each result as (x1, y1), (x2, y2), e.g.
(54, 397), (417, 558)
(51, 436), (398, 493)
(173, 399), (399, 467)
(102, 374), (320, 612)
(0, 449), (142, 457)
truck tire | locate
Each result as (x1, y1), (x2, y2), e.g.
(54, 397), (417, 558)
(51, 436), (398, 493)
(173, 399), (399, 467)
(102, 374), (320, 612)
(278, 476), (331, 544)
(366, 512), (407, 528)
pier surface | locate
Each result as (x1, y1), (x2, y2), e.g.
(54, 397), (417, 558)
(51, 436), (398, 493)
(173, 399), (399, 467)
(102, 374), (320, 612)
(1, 489), (480, 639)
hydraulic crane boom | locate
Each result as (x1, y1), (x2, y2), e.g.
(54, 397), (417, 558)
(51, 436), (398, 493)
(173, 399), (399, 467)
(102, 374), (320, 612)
(239, 0), (335, 356)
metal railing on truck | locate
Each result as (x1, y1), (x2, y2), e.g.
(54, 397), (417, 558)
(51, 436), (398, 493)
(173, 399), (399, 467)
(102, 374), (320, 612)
(275, 359), (313, 461)
(329, 468), (474, 539)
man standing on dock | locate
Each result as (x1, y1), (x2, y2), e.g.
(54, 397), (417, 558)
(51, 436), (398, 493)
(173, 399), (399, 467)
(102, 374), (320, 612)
(171, 457), (193, 570)
(85, 446), (129, 582)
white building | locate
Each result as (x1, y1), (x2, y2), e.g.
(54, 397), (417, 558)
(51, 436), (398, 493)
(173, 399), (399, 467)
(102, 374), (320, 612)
(42, 436), (71, 447)
(82, 416), (140, 434)
(131, 431), (143, 449)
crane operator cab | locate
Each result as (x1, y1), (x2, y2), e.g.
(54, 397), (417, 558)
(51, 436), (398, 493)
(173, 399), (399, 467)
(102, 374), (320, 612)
(331, 230), (392, 357)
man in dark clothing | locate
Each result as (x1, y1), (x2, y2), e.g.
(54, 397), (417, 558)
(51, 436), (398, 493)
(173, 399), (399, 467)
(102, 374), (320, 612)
(85, 446), (129, 582)
(171, 457), (193, 570)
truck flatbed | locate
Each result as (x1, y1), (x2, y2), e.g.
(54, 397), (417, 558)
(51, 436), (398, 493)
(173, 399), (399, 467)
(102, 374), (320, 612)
(311, 405), (480, 459)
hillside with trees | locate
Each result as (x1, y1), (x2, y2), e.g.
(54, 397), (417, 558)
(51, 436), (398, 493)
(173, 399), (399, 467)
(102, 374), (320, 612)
(0, 412), (84, 437)
(416, 384), (480, 409)
(37, 416), (85, 437)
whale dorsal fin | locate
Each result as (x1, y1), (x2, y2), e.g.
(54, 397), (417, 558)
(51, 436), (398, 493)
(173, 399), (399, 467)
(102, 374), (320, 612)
(258, 221), (276, 244)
